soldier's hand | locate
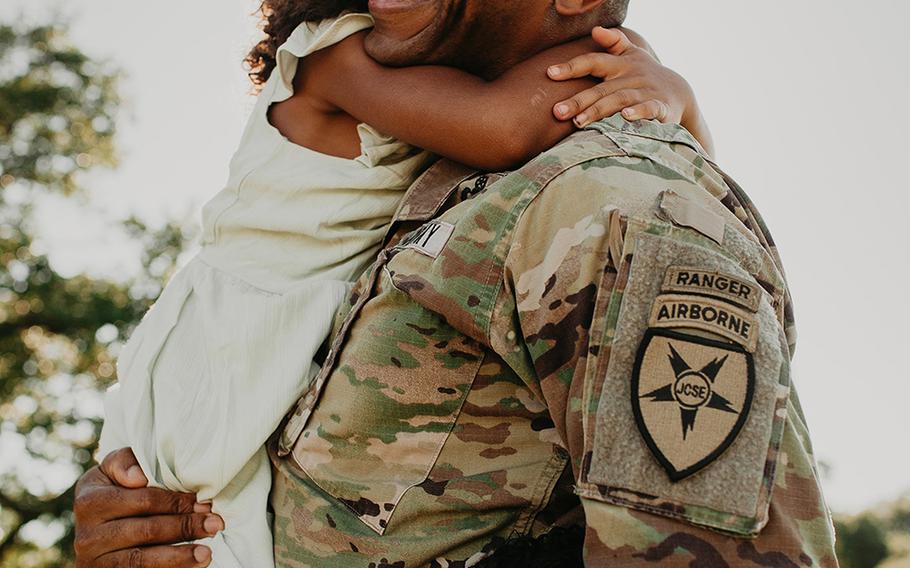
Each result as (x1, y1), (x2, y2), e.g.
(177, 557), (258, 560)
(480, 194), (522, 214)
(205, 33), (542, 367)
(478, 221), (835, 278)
(74, 447), (223, 568)
(547, 26), (715, 157)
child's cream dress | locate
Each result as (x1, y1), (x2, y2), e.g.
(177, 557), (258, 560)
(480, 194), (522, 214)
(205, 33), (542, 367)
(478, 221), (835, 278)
(99, 12), (433, 567)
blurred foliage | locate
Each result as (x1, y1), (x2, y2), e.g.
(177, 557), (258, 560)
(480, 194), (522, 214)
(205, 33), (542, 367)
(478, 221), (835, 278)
(0, 20), (193, 567)
(0, 22), (118, 195)
(836, 516), (890, 568)
(834, 494), (910, 568)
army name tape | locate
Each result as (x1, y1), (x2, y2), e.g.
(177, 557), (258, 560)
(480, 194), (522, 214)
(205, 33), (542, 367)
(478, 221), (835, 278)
(662, 266), (760, 312)
(399, 221), (455, 259)
(649, 294), (759, 352)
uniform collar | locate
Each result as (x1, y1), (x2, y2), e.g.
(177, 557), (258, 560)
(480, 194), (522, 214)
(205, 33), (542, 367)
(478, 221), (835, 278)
(392, 159), (478, 223)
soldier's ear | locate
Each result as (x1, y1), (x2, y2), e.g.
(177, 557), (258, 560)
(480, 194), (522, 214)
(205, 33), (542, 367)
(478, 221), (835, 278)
(554, 0), (607, 16)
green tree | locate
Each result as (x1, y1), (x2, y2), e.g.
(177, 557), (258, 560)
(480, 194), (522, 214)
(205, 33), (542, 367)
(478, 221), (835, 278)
(0, 20), (193, 566)
(889, 496), (910, 533)
(836, 515), (891, 568)
(0, 22), (117, 195)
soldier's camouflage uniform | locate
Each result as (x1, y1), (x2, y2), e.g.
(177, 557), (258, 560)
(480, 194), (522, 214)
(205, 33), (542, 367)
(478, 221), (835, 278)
(268, 115), (838, 567)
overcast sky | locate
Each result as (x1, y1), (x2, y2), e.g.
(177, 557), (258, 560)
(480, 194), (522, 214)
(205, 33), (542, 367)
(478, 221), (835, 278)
(6, 0), (909, 513)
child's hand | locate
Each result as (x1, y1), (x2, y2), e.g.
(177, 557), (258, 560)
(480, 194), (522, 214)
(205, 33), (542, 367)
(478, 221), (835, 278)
(547, 26), (714, 157)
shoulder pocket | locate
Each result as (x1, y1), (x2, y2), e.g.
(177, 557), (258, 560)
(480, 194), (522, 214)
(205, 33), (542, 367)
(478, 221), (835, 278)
(577, 216), (790, 536)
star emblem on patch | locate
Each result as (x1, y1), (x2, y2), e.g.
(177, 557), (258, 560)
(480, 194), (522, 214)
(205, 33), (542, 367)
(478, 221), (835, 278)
(632, 328), (755, 481)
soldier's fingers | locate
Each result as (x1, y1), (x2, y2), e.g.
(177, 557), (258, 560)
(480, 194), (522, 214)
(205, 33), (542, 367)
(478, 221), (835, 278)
(548, 52), (620, 81)
(621, 99), (671, 122)
(574, 89), (643, 127)
(591, 26), (635, 56)
(96, 544), (212, 568)
(75, 465), (112, 498)
(91, 513), (224, 550)
(100, 447), (148, 489)
(81, 484), (204, 520)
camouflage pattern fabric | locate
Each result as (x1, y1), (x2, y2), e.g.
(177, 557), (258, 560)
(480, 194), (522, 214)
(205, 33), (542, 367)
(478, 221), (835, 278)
(268, 114), (838, 567)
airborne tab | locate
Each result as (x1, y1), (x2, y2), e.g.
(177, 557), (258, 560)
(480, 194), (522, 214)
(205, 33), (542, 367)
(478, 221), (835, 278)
(649, 294), (759, 352)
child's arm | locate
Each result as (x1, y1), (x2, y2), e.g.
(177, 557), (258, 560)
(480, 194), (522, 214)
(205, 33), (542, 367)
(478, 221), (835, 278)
(302, 32), (595, 170)
(548, 27), (716, 158)
(302, 30), (705, 170)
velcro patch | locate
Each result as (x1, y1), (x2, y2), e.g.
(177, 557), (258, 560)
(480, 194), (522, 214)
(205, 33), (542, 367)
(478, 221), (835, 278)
(399, 221), (455, 259)
(649, 294), (759, 352)
(663, 266), (760, 312)
(657, 190), (726, 245)
(633, 329), (755, 481)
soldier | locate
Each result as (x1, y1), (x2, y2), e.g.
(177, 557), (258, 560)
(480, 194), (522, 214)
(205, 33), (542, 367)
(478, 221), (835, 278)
(74, 1), (838, 566)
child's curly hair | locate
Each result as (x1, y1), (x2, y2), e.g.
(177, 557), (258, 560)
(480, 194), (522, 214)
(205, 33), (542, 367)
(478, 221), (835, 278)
(245, 0), (368, 88)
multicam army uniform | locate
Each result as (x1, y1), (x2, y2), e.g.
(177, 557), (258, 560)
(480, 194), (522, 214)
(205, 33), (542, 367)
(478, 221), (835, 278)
(268, 115), (838, 567)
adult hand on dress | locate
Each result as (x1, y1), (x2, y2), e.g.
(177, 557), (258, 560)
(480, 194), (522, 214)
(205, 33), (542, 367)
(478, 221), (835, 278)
(74, 447), (223, 567)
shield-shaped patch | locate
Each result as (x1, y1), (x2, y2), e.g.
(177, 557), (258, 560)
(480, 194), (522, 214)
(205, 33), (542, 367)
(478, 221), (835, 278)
(631, 328), (755, 481)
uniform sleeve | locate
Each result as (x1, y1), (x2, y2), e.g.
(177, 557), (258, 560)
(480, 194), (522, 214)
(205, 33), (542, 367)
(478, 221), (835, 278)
(497, 175), (838, 567)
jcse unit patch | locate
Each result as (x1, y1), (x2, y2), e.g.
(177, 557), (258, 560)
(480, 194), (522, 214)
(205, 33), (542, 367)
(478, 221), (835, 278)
(632, 328), (755, 481)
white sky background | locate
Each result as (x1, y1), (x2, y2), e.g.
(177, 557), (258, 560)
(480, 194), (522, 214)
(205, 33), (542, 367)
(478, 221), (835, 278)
(4, 0), (909, 514)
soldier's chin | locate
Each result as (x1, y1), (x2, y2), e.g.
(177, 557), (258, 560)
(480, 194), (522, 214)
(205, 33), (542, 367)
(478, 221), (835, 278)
(363, 21), (447, 67)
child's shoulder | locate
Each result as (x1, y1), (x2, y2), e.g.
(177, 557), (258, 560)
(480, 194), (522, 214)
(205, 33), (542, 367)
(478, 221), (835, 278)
(278, 11), (373, 61)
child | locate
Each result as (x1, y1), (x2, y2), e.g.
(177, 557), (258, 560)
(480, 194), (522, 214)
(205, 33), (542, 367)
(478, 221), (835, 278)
(98, 2), (714, 567)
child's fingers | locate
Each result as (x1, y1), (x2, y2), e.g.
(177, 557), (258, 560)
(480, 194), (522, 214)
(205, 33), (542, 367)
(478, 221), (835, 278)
(621, 99), (671, 122)
(553, 81), (638, 120)
(547, 28), (636, 81)
(591, 26), (635, 56)
(554, 83), (614, 120)
(572, 89), (644, 128)
(548, 52), (619, 81)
